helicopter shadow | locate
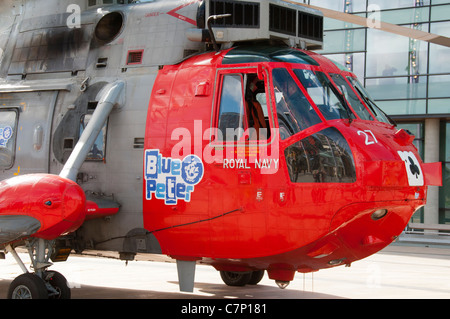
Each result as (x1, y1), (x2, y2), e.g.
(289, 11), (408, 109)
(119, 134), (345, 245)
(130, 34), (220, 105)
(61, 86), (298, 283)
(0, 279), (344, 299)
(167, 280), (344, 299)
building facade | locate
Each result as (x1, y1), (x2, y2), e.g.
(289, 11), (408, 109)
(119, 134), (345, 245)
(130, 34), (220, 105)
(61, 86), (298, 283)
(306, 0), (449, 226)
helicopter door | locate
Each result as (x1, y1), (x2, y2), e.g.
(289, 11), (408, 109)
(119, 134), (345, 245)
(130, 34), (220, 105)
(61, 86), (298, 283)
(0, 90), (58, 178)
(212, 70), (273, 176)
(209, 69), (275, 253)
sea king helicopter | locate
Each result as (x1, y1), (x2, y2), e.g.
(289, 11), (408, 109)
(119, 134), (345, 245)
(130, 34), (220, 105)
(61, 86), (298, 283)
(0, 0), (443, 298)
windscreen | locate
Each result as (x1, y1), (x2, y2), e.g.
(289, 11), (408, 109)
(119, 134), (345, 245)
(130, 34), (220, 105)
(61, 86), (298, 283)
(272, 68), (322, 140)
(294, 69), (356, 122)
(329, 73), (374, 121)
(346, 76), (394, 125)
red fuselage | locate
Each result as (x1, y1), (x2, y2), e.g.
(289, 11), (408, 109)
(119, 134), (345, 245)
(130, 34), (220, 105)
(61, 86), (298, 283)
(142, 46), (438, 282)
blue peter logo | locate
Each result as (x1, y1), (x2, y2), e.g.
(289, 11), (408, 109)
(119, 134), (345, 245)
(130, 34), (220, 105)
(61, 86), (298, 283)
(145, 150), (204, 205)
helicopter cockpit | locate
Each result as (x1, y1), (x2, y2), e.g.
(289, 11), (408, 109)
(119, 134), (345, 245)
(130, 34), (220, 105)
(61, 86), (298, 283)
(214, 44), (405, 185)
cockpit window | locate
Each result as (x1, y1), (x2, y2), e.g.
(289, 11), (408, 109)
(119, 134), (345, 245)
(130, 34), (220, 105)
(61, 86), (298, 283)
(0, 109), (17, 169)
(346, 76), (394, 125)
(294, 69), (356, 121)
(216, 72), (271, 142)
(223, 46), (320, 66)
(285, 127), (356, 183)
(329, 73), (374, 121)
(217, 74), (245, 141)
(245, 74), (271, 140)
(272, 68), (322, 139)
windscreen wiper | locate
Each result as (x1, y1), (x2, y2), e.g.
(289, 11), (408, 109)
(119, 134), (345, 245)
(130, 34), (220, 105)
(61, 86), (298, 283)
(330, 84), (354, 123)
(353, 86), (397, 126)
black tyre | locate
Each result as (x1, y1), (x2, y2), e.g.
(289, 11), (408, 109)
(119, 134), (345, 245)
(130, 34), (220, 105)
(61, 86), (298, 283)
(45, 270), (71, 299)
(220, 271), (252, 286)
(248, 270), (265, 285)
(8, 273), (48, 299)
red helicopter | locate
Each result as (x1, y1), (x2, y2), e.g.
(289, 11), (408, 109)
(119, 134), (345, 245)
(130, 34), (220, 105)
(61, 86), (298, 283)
(142, 44), (442, 290)
(0, 0), (443, 298)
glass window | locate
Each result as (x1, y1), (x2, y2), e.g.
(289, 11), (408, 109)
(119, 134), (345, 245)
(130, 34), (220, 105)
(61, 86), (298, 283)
(80, 114), (107, 161)
(431, 4), (450, 21)
(222, 46), (319, 66)
(244, 74), (271, 140)
(272, 68), (322, 139)
(330, 73), (374, 120)
(429, 22), (450, 74)
(366, 25), (428, 77)
(366, 28), (404, 77)
(379, 7), (430, 24)
(376, 99), (427, 115)
(0, 109), (18, 168)
(367, 0), (430, 10)
(429, 75), (450, 98)
(428, 99), (450, 114)
(323, 13), (367, 30)
(217, 74), (245, 141)
(440, 122), (450, 221)
(310, 0), (366, 13)
(319, 29), (366, 54)
(365, 76), (427, 100)
(216, 72), (272, 142)
(325, 53), (365, 82)
(294, 69), (356, 121)
(284, 127), (356, 183)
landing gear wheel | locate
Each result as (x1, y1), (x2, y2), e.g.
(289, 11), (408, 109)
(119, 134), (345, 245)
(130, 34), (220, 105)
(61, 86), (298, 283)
(248, 270), (265, 285)
(45, 271), (71, 299)
(8, 273), (48, 299)
(220, 271), (252, 286)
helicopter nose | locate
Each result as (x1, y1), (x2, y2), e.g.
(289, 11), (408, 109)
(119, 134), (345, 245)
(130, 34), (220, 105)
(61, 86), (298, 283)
(325, 201), (419, 265)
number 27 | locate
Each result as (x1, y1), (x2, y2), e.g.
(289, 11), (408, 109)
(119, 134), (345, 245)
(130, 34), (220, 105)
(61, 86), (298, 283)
(357, 130), (378, 145)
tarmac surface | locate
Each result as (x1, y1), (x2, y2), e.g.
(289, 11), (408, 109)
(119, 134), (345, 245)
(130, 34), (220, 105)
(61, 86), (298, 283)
(1, 243), (449, 300)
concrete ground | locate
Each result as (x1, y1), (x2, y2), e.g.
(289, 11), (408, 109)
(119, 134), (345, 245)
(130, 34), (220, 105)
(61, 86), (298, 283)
(0, 243), (449, 299)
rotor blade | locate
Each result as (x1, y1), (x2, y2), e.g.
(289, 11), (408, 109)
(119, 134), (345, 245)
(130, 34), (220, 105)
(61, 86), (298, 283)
(285, 1), (450, 48)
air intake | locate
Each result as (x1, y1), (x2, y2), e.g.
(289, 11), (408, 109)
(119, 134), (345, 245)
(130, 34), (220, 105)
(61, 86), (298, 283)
(127, 50), (144, 65)
(269, 4), (296, 36)
(269, 3), (323, 42)
(298, 11), (323, 42)
(189, 0), (323, 49)
(210, 0), (260, 28)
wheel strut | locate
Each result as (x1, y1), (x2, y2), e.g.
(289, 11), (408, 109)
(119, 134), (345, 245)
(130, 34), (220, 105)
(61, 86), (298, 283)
(5, 239), (71, 299)
(5, 244), (28, 274)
